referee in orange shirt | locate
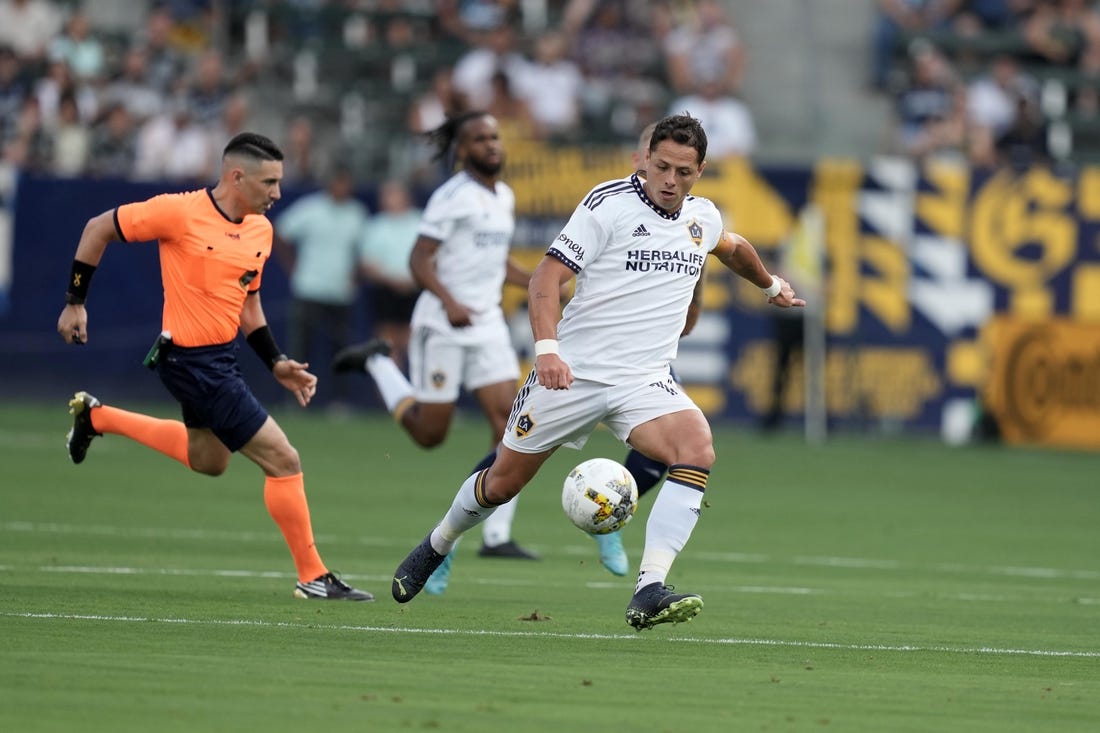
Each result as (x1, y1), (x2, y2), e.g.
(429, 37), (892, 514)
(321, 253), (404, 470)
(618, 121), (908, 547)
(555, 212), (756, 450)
(55, 132), (372, 601)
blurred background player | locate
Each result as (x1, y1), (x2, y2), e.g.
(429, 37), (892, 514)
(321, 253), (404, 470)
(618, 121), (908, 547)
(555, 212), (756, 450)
(357, 179), (423, 371)
(56, 132), (372, 602)
(333, 112), (537, 591)
(273, 162), (369, 411)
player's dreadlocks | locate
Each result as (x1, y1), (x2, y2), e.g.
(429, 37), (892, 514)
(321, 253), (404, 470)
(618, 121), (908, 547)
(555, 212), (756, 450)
(651, 113), (708, 164)
(425, 111), (488, 168)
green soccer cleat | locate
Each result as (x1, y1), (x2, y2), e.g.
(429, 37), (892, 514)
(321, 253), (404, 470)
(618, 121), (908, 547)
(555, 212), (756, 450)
(625, 582), (703, 630)
(66, 391), (102, 464)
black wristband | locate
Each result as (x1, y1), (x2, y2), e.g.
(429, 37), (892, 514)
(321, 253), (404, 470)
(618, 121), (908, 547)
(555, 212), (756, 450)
(66, 260), (97, 304)
(246, 325), (287, 370)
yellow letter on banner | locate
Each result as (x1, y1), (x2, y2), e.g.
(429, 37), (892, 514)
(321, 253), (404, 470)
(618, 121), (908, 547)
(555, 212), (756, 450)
(970, 169), (1076, 311)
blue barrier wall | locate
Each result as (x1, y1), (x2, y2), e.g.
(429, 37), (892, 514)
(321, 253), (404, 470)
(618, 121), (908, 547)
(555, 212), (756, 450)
(0, 174), (372, 407)
(5, 161), (1098, 435)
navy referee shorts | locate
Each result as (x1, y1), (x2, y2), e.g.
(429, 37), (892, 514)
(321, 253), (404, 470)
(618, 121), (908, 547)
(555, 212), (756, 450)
(157, 341), (269, 452)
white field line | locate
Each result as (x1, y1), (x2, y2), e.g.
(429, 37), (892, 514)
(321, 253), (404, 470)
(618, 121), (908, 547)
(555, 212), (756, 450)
(29, 564), (818, 595)
(3, 611), (1098, 659)
(5, 520), (1100, 582)
(13, 564), (1100, 606)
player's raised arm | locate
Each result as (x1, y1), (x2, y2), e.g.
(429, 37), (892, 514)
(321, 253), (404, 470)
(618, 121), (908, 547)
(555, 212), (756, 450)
(57, 209), (123, 345)
(710, 230), (806, 308)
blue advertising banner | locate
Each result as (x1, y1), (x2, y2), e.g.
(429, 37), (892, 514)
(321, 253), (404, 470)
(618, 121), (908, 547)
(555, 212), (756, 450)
(3, 156), (1098, 438)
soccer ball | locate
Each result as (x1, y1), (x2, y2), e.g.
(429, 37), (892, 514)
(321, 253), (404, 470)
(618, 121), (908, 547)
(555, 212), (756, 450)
(561, 457), (638, 535)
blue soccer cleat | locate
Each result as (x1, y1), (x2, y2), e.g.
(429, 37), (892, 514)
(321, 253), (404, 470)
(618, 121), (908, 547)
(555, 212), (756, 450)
(423, 549), (454, 595)
(593, 531), (628, 576)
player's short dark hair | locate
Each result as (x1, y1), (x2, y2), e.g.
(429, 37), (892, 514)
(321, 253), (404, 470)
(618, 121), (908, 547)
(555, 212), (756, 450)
(651, 114), (708, 164)
(425, 111), (489, 163)
(223, 132), (284, 162)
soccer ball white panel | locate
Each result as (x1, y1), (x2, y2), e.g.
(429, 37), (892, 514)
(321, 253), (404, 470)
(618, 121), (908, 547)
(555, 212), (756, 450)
(561, 457), (639, 535)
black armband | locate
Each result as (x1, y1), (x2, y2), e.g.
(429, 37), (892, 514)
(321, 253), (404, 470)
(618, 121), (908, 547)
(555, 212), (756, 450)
(65, 260), (97, 305)
(246, 325), (288, 370)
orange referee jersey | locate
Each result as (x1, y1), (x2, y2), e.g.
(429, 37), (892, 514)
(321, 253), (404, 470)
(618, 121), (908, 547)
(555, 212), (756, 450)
(114, 188), (273, 347)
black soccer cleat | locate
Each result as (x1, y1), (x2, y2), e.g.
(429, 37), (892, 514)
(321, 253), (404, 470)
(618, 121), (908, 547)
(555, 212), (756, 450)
(66, 391), (102, 464)
(625, 582), (703, 630)
(332, 338), (393, 373)
(294, 572), (374, 601)
(392, 534), (448, 603)
(477, 540), (539, 560)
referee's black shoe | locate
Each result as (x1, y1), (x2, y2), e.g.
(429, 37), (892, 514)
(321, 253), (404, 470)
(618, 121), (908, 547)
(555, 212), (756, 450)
(294, 572), (374, 601)
(332, 338), (392, 373)
(66, 391), (102, 464)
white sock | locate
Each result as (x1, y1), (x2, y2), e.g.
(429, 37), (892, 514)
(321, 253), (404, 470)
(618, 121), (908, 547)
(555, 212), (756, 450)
(481, 494), (518, 546)
(635, 466), (707, 592)
(366, 354), (414, 413)
(430, 470), (497, 554)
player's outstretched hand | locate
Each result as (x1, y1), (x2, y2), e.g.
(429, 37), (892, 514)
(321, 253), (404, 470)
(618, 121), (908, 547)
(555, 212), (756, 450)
(274, 359), (318, 407)
(769, 277), (806, 308)
(58, 304), (88, 345)
(535, 353), (573, 390)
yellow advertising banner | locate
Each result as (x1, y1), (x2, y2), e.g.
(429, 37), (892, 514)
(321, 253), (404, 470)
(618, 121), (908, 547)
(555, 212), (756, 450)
(984, 317), (1100, 450)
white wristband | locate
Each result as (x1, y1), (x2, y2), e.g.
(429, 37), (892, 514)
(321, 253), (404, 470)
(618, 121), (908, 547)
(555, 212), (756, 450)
(762, 275), (782, 298)
(534, 339), (559, 356)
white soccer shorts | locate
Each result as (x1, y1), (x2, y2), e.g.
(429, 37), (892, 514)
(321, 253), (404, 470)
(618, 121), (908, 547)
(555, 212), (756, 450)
(502, 369), (702, 454)
(408, 324), (520, 404)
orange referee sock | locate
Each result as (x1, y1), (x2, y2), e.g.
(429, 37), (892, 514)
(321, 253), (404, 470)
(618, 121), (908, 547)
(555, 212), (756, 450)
(89, 405), (190, 467)
(263, 473), (328, 583)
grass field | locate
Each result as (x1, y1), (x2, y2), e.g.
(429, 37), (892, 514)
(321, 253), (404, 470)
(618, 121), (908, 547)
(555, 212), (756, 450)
(1, 400), (1098, 732)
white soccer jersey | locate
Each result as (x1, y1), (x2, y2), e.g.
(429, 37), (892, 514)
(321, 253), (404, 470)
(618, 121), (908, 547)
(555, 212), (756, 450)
(411, 170), (516, 341)
(548, 173), (723, 382)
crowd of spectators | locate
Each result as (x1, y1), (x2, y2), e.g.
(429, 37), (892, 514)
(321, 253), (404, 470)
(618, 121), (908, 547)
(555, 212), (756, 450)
(6, 0), (1100, 187)
(0, 0), (760, 188)
(0, 1), (237, 182)
(874, 0), (1100, 167)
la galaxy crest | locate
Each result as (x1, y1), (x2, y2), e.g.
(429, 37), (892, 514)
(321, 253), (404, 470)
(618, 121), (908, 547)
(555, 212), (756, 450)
(686, 218), (703, 247)
(514, 412), (534, 437)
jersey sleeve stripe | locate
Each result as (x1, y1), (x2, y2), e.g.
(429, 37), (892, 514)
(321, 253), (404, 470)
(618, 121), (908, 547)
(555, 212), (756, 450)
(112, 208), (127, 242)
(582, 181), (633, 210)
(546, 247), (581, 273)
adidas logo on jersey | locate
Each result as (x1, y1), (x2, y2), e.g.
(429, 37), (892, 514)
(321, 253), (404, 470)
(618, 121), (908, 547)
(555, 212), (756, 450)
(632, 224), (651, 237)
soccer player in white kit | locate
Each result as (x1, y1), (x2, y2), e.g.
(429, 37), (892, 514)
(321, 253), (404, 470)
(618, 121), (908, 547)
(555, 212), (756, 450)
(334, 112), (538, 583)
(391, 113), (805, 629)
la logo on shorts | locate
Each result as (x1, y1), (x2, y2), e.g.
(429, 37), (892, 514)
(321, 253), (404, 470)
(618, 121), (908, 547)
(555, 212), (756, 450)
(514, 413), (534, 437)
